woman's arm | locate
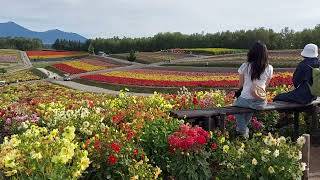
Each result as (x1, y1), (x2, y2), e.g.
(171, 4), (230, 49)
(239, 74), (244, 88)
(293, 63), (307, 88)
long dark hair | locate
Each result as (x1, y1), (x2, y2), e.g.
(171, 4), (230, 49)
(247, 41), (269, 81)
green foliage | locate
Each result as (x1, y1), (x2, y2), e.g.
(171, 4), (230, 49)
(168, 150), (212, 180)
(52, 39), (89, 52)
(127, 50), (136, 62)
(138, 118), (181, 175)
(0, 68), (7, 74)
(0, 37), (43, 51)
(88, 43), (95, 54)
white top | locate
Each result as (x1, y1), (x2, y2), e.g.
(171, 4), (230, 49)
(238, 62), (273, 99)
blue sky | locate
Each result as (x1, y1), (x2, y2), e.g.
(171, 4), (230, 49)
(1, 0), (320, 38)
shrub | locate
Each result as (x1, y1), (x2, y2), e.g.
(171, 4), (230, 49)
(127, 50), (137, 62)
(138, 118), (181, 175)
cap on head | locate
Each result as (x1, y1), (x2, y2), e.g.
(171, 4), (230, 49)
(301, 43), (319, 58)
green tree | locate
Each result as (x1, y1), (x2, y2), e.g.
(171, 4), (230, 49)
(88, 43), (95, 54)
(127, 50), (136, 62)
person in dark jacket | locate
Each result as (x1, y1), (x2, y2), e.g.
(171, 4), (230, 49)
(274, 44), (320, 104)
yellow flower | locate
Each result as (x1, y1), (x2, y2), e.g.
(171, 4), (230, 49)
(154, 167), (162, 179)
(223, 145), (229, 153)
(79, 156), (90, 171)
(4, 169), (17, 177)
(72, 170), (81, 178)
(62, 126), (76, 141)
(131, 175), (139, 180)
(30, 151), (43, 160)
(219, 137), (225, 144)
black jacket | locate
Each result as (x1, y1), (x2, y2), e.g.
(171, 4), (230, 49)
(273, 57), (320, 104)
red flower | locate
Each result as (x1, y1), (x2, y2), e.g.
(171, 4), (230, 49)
(211, 143), (218, 150)
(227, 115), (236, 122)
(94, 138), (101, 151)
(112, 113), (124, 124)
(192, 95), (199, 105)
(107, 155), (118, 165)
(110, 142), (121, 153)
(133, 149), (139, 156)
(195, 135), (207, 145)
(88, 100), (94, 108)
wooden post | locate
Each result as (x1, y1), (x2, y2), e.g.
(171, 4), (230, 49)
(302, 134), (310, 180)
(294, 111), (300, 140)
(311, 105), (318, 135)
(208, 116), (213, 131)
(220, 113), (226, 133)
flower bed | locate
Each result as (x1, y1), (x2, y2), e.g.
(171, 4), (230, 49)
(0, 70), (41, 83)
(52, 59), (120, 74)
(27, 50), (88, 61)
(0, 50), (20, 63)
(0, 82), (306, 179)
(80, 69), (293, 88)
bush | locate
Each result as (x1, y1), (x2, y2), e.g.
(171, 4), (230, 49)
(127, 50), (137, 62)
(0, 68), (7, 74)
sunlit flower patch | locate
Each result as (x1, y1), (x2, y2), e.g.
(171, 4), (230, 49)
(80, 69), (293, 88)
(26, 50), (88, 60)
(52, 59), (119, 74)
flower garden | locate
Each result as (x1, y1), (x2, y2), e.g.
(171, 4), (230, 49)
(0, 81), (307, 179)
(164, 50), (303, 68)
(51, 57), (126, 75)
(0, 70), (41, 83)
(0, 49), (22, 71)
(80, 69), (293, 88)
(27, 50), (88, 61)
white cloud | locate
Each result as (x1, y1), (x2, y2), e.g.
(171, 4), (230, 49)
(1, 0), (319, 38)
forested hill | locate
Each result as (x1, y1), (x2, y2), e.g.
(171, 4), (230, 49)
(0, 21), (87, 44)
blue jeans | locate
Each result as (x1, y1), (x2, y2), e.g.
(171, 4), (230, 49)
(233, 97), (266, 135)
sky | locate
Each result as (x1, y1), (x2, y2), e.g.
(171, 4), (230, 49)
(1, 0), (320, 39)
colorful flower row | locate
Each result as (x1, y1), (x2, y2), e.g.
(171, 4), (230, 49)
(53, 59), (119, 74)
(27, 50), (88, 60)
(80, 69), (293, 88)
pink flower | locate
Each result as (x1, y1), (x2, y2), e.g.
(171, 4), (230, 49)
(252, 117), (263, 130)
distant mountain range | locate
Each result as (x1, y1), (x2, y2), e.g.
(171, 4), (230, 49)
(0, 21), (87, 44)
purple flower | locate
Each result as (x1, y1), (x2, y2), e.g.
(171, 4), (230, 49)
(5, 118), (12, 125)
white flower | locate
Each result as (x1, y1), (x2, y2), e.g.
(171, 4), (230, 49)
(252, 158), (258, 165)
(278, 136), (286, 144)
(300, 162), (307, 171)
(297, 136), (306, 146)
(264, 149), (271, 155)
(268, 166), (275, 174)
(273, 149), (279, 157)
(262, 156), (268, 162)
(297, 151), (302, 160)
(83, 121), (90, 128)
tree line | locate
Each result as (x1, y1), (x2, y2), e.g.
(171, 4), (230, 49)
(84, 25), (320, 54)
(0, 37), (43, 51)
